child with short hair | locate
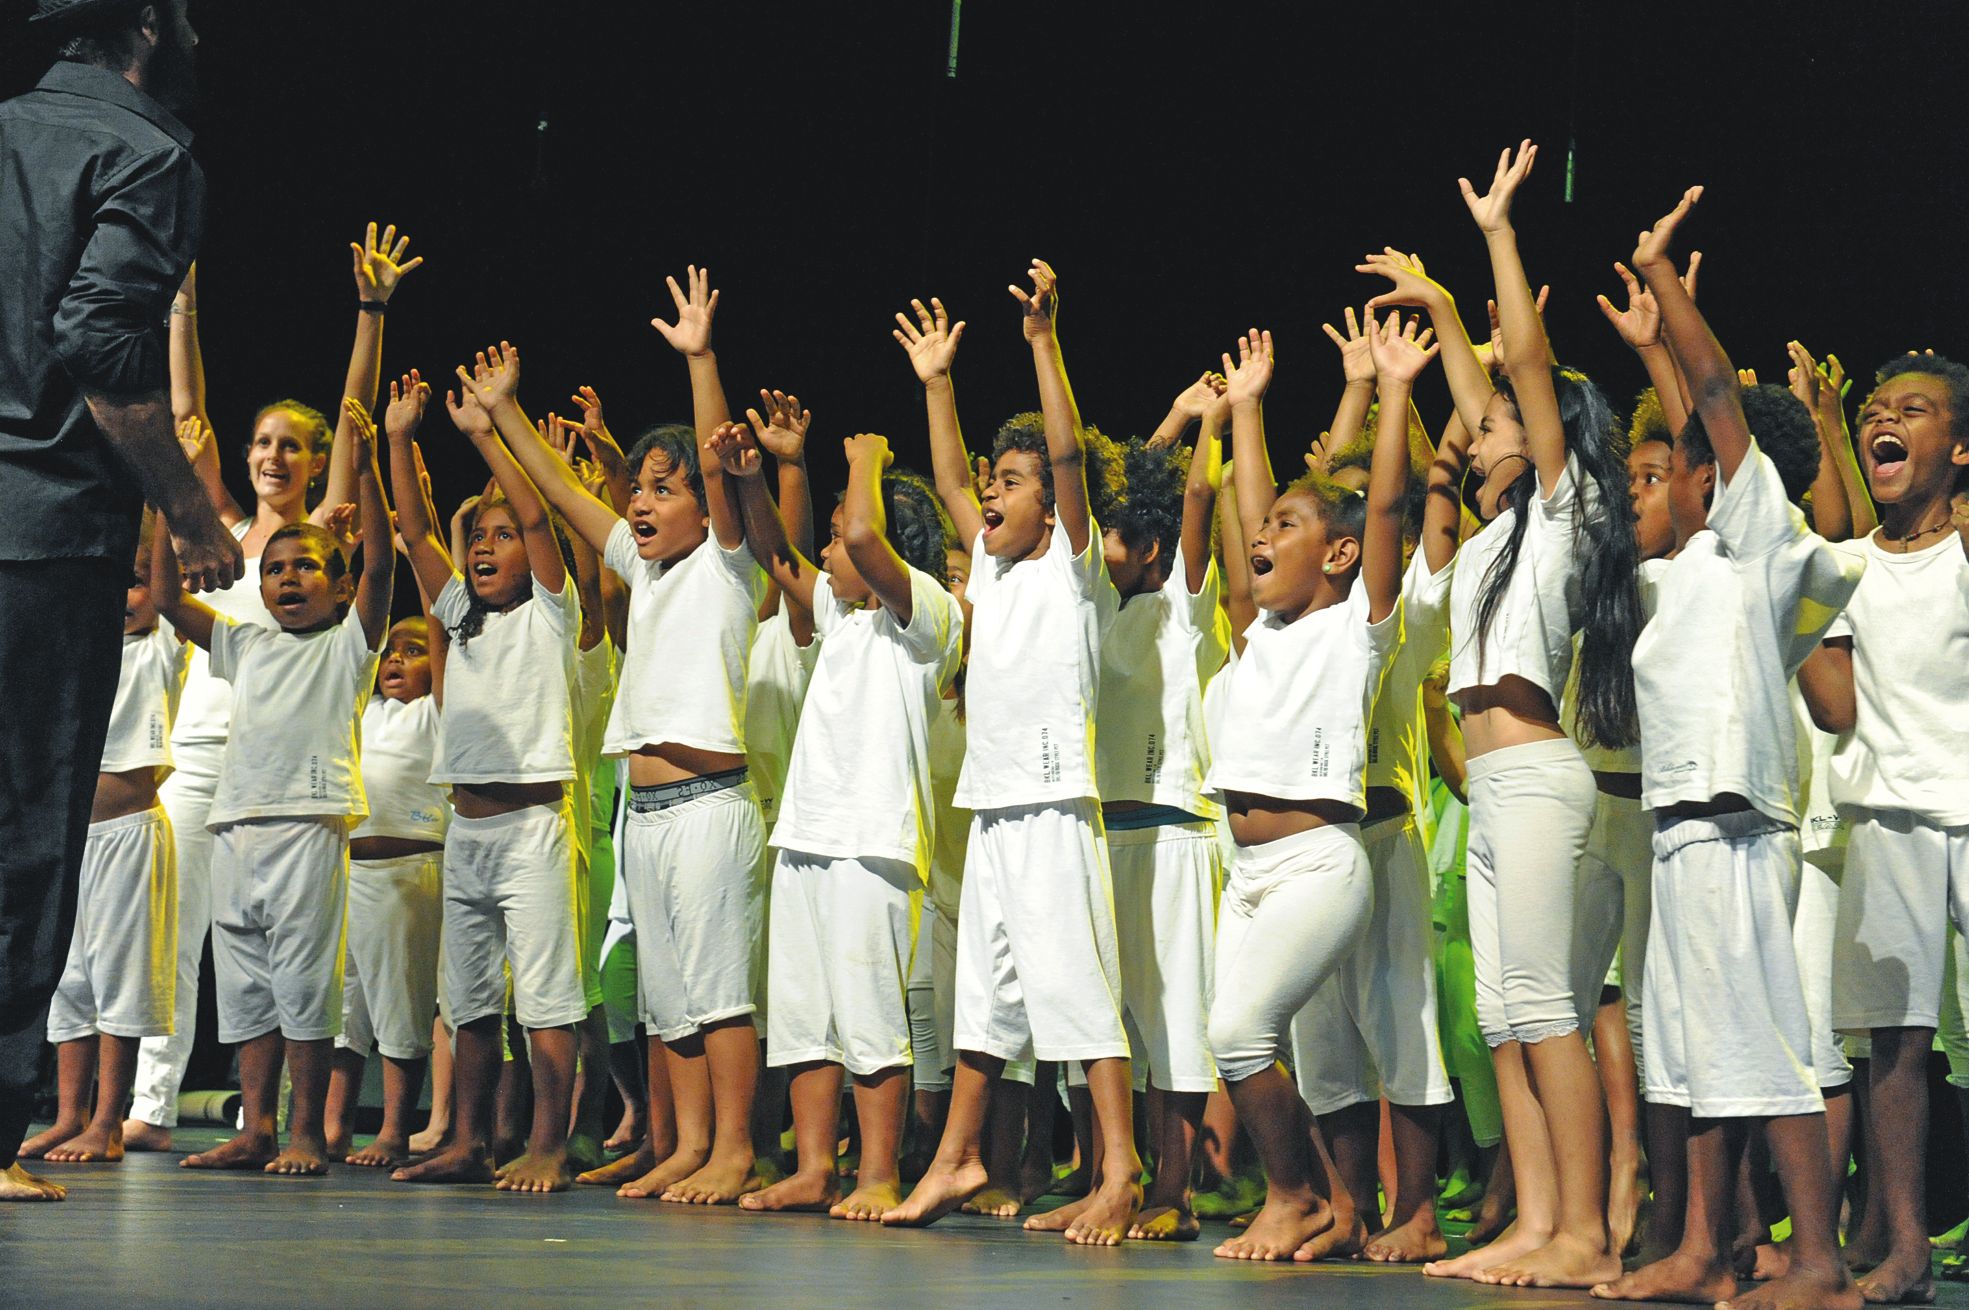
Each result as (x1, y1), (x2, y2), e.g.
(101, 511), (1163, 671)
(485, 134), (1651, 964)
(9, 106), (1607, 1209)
(19, 520), (188, 1165)
(156, 402), (393, 1178)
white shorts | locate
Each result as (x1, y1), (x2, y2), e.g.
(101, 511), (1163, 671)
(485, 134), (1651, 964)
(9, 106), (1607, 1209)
(1794, 855), (1851, 1090)
(1208, 824), (1373, 1085)
(48, 807), (178, 1043)
(442, 803), (587, 1031)
(1643, 813), (1821, 1118)
(1110, 821), (1222, 1094)
(338, 851), (443, 1060)
(766, 849), (920, 1076)
(907, 901), (959, 1091)
(621, 783), (767, 1042)
(1832, 808), (1969, 1032)
(952, 799), (1128, 1065)
(1290, 815), (1452, 1114)
(209, 817), (350, 1045)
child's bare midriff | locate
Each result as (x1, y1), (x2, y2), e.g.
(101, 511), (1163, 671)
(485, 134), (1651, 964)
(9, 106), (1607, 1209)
(1224, 792), (1360, 847)
(91, 767), (159, 825)
(1453, 675), (1566, 759)
(627, 742), (746, 788)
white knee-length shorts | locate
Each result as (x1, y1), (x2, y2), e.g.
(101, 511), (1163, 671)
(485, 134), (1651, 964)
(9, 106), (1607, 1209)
(209, 817), (350, 1045)
(442, 803), (587, 1031)
(1110, 821), (1222, 1094)
(48, 807), (178, 1043)
(766, 848), (920, 1075)
(1832, 808), (1969, 1033)
(338, 851), (443, 1060)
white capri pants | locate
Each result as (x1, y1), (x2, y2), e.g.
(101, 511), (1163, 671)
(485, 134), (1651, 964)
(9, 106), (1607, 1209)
(1643, 812), (1821, 1118)
(1207, 823), (1373, 1085)
(209, 817), (350, 1045)
(338, 851), (443, 1060)
(132, 740), (221, 1126)
(1290, 815), (1452, 1113)
(767, 849), (921, 1075)
(622, 783), (767, 1042)
(1110, 821), (1222, 1094)
(442, 803), (588, 1031)
(1466, 737), (1601, 1047)
(48, 807), (178, 1043)
(952, 799), (1129, 1065)
(1832, 807), (1969, 1033)
(907, 901), (957, 1092)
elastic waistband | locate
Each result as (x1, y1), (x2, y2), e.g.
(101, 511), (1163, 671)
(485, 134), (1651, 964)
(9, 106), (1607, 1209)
(1104, 804), (1209, 832)
(448, 802), (568, 834)
(1466, 735), (1586, 784)
(630, 767), (748, 814)
(1236, 821), (1362, 861)
(352, 850), (443, 875)
(88, 805), (168, 837)
(1653, 808), (1790, 857)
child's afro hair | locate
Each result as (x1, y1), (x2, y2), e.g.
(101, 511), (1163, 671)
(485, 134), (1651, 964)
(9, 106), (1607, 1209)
(1677, 384), (1821, 504)
(988, 411), (1125, 526)
(1873, 352), (1969, 451)
(1107, 438), (1187, 563)
(1628, 386), (1673, 451)
(1277, 469), (1369, 545)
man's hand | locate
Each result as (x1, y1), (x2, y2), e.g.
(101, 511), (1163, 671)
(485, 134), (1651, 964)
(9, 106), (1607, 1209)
(893, 297), (967, 382)
(350, 221), (423, 304)
(1009, 259), (1060, 345)
(1223, 328), (1275, 406)
(163, 502), (243, 594)
(651, 265), (719, 357)
(746, 389), (812, 464)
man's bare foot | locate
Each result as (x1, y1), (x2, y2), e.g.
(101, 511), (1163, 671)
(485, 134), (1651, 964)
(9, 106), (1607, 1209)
(577, 1144), (655, 1187)
(1364, 1210), (1449, 1263)
(406, 1121), (450, 1155)
(831, 1179), (902, 1221)
(1024, 1190), (1095, 1232)
(614, 1145), (706, 1199)
(391, 1144), (495, 1184)
(17, 1119), (85, 1160)
(1292, 1211), (1369, 1262)
(0, 1162), (66, 1201)
(1481, 1232), (1623, 1288)
(44, 1122), (123, 1163)
(1592, 1249), (1742, 1303)
(1423, 1220), (1549, 1280)
(881, 1157), (990, 1227)
(495, 1148), (572, 1193)
(1724, 1262), (1864, 1310)
(181, 1132), (278, 1170)
(347, 1136), (410, 1168)
(738, 1167), (839, 1213)
(1129, 1203), (1201, 1241)
(961, 1185), (1023, 1217)
(265, 1139), (330, 1177)
(1063, 1178), (1143, 1247)
(1213, 1193), (1335, 1262)
(120, 1119), (173, 1152)
(661, 1151), (757, 1204)
(1853, 1245), (1938, 1305)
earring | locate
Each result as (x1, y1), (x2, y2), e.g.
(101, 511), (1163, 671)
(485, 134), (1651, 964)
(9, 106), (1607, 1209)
(1322, 563), (1333, 574)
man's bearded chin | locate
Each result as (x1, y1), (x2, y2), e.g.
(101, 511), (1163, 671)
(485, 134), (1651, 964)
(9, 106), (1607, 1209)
(145, 30), (198, 114)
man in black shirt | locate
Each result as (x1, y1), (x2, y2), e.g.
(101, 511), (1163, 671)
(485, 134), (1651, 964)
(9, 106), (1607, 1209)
(0, 0), (240, 1200)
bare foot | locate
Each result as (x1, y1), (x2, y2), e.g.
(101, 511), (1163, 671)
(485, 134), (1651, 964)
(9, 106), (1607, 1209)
(496, 1148), (572, 1193)
(17, 1119), (85, 1160)
(1063, 1178), (1143, 1247)
(1593, 1248), (1742, 1303)
(1019, 1147), (1053, 1204)
(324, 1135), (351, 1162)
(1481, 1232), (1623, 1288)
(392, 1144), (495, 1184)
(1024, 1190), (1095, 1233)
(1609, 1159), (1646, 1258)
(882, 1157), (990, 1227)
(1213, 1193), (1335, 1262)
(181, 1132), (278, 1171)
(603, 1110), (644, 1154)
(738, 1168), (839, 1213)
(661, 1151), (757, 1204)
(265, 1140), (330, 1177)
(0, 1162), (66, 1201)
(1853, 1245), (1937, 1305)
(961, 1185), (1024, 1218)
(1755, 1242), (1795, 1282)
(1292, 1210), (1368, 1263)
(1364, 1210), (1449, 1263)
(1467, 1196), (1515, 1246)
(1725, 1262), (1864, 1310)
(1129, 1203), (1201, 1241)
(44, 1122), (123, 1163)
(347, 1136), (410, 1168)
(831, 1179), (901, 1221)
(406, 1121), (450, 1155)
(1053, 1162), (1092, 1198)
(120, 1119), (173, 1152)
(1423, 1219), (1550, 1280)
(615, 1145), (706, 1200)
(578, 1145), (655, 1187)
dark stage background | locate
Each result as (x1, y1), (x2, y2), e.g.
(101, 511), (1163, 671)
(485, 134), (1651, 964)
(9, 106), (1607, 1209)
(6, 0), (1969, 606)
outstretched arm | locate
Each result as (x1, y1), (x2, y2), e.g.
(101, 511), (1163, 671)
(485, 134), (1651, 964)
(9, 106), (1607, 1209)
(1362, 248), (1493, 440)
(1320, 307), (1379, 455)
(317, 222), (422, 532)
(1149, 371), (1226, 449)
(709, 422), (820, 613)
(841, 432), (918, 622)
(1218, 468), (1256, 650)
(1421, 412), (1474, 575)
(1180, 390), (1230, 592)
(169, 269), (242, 525)
(150, 518), (218, 650)
(1790, 342), (1876, 540)
(1597, 258), (1693, 433)
(541, 414), (609, 650)
(894, 297), (980, 548)
(567, 385), (632, 514)
(1363, 312), (1437, 622)
(1012, 260), (1093, 554)
(651, 265), (731, 453)
(459, 342), (621, 555)
(340, 398), (395, 647)
(1633, 187), (1751, 483)
(382, 372), (459, 606)
(747, 389), (816, 561)
(1222, 328), (1277, 548)
(452, 344), (567, 593)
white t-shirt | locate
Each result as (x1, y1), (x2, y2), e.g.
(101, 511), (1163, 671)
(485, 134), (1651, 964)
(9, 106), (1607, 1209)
(745, 605), (820, 819)
(601, 521), (764, 761)
(172, 520), (267, 747)
(1631, 442), (1864, 825)
(1207, 577), (1402, 811)
(1447, 453), (1598, 702)
(1096, 549), (1231, 818)
(207, 608), (381, 829)
(1365, 549), (1454, 803)
(773, 568), (966, 871)
(429, 571), (580, 786)
(352, 695), (448, 845)
(927, 696), (968, 924)
(1830, 531), (1969, 825)
(100, 625), (190, 779)
(955, 515), (1116, 810)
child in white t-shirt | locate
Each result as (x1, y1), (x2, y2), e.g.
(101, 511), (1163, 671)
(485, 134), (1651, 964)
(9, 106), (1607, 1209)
(21, 525), (189, 1166)
(882, 270), (1141, 1245)
(1201, 316), (1413, 1263)
(157, 407), (392, 1179)
(715, 429), (964, 1221)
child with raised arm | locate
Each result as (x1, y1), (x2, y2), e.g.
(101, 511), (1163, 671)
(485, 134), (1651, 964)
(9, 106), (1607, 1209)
(1202, 313), (1415, 1263)
(712, 424), (964, 1220)
(468, 280), (768, 1205)
(387, 352), (585, 1194)
(882, 269), (1141, 1245)
(1590, 189), (1862, 1310)
(157, 395), (393, 1178)
(19, 519), (189, 1166)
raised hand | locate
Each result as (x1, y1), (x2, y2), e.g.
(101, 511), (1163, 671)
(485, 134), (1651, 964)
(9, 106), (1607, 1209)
(1482, 285), (1550, 365)
(971, 455), (991, 503)
(1008, 259), (1060, 344)
(1459, 140), (1538, 235)
(322, 501), (358, 558)
(1367, 310), (1441, 385)
(350, 221), (424, 304)
(704, 420), (761, 478)
(1305, 431), (1336, 474)
(1322, 308), (1377, 384)
(1596, 262), (1661, 349)
(843, 431), (894, 470)
(1223, 329), (1275, 406)
(176, 414), (212, 463)
(341, 395), (378, 464)
(1173, 370), (1228, 417)
(444, 386), (496, 441)
(746, 389), (812, 463)
(651, 265), (718, 357)
(1632, 186), (1704, 274)
(1738, 367), (1759, 388)
(1360, 248), (1452, 312)
(456, 341), (522, 413)
(893, 297), (967, 382)
(384, 370), (431, 442)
